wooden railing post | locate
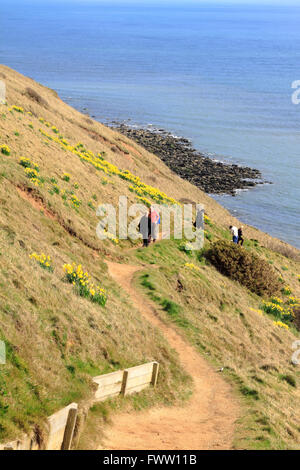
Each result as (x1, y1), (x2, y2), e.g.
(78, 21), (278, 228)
(61, 407), (78, 450)
(151, 362), (159, 387)
(121, 370), (129, 396)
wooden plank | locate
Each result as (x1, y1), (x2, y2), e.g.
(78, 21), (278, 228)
(61, 408), (78, 450)
(94, 382), (123, 399)
(93, 370), (123, 387)
(125, 362), (154, 379)
(96, 381), (123, 394)
(46, 403), (78, 450)
(126, 371), (153, 389)
(125, 383), (149, 395)
(91, 361), (159, 401)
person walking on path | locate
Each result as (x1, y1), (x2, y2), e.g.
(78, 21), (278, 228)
(229, 225), (239, 244)
(150, 208), (160, 243)
(193, 209), (204, 230)
(139, 210), (152, 247)
(238, 226), (244, 246)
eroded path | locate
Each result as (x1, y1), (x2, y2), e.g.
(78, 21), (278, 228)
(101, 261), (239, 450)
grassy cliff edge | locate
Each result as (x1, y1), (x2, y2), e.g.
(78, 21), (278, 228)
(0, 65), (299, 449)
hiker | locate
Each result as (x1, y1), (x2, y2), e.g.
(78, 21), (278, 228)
(238, 226), (244, 246)
(193, 209), (204, 230)
(229, 225), (239, 244)
(138, 210), (152, 247)
(150, 208), (160, 243)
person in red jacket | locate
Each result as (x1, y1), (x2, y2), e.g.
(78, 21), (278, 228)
(150, 208), (160, 243)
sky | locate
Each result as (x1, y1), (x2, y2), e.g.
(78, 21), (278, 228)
(54, 0), (300, 4)
(10, 0), (300, 4)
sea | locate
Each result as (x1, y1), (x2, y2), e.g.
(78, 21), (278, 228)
(1, 0), (299, 248)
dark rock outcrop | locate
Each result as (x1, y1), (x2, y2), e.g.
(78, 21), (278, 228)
(112, 124), (265, 195)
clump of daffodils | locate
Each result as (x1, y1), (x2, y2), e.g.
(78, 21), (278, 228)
(61, 189), (67, 201)
(270, 297), (283, 305)
(19, 157), (39, 171)
(37, 122), (181, 206)
(99, 229), (119, 244)
(249, 307), (263, 316)
(51, 184), (60, 195)
(29, 253), (53, 272)
(281, 285), (292, 296)
(62, 173), (71, 182)
(204, 214), (213, 227)
(51, 126), (59, 134)
(261, 299), (294, 326)
(25, 167), (39, 178)
(19, 154), (41, 185)
(262, 301), (285, 317)
(136, 195), (152, 208)
(287, 296), (300, 306)
(185, 262), (200, 272)
(128, 181), (179, 206)
(75, 142), (85, 150)
(9, 105), (24, 113)
(273, 321), (289, 330)
(0, 144), (10, 156)
(24, 167), (43, 187)
(63, 263), (107, 306)
(70, 194), (81, 208)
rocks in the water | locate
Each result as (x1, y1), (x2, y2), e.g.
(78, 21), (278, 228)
(112, 124), (264, 195)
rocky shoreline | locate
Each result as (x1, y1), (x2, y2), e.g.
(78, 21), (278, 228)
(111, 123), (266, 195)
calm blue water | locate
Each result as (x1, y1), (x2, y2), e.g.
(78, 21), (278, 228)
(1, 1), (300, 248)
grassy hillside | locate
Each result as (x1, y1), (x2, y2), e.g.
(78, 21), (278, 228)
(0, 65), (299, 449)
(132, 240), (300, 449)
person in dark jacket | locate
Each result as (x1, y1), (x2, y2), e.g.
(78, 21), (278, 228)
(238, 226), (244, 246)
(138, 210), (152, 247)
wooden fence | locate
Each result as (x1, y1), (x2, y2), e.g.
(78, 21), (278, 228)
(93, 361), (159, 401)
(0, 361), (159, 451)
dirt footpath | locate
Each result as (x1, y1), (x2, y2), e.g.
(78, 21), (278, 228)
(100, 261), (240, 450)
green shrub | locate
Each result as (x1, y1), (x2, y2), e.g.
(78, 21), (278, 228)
(160, 299), (181, 316)
(140, 273), (156, 291)
(206, 240), (281, 296)
(240, 386), (260, 400)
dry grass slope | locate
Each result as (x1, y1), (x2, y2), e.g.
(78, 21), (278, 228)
(0, 65), (299, 449)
